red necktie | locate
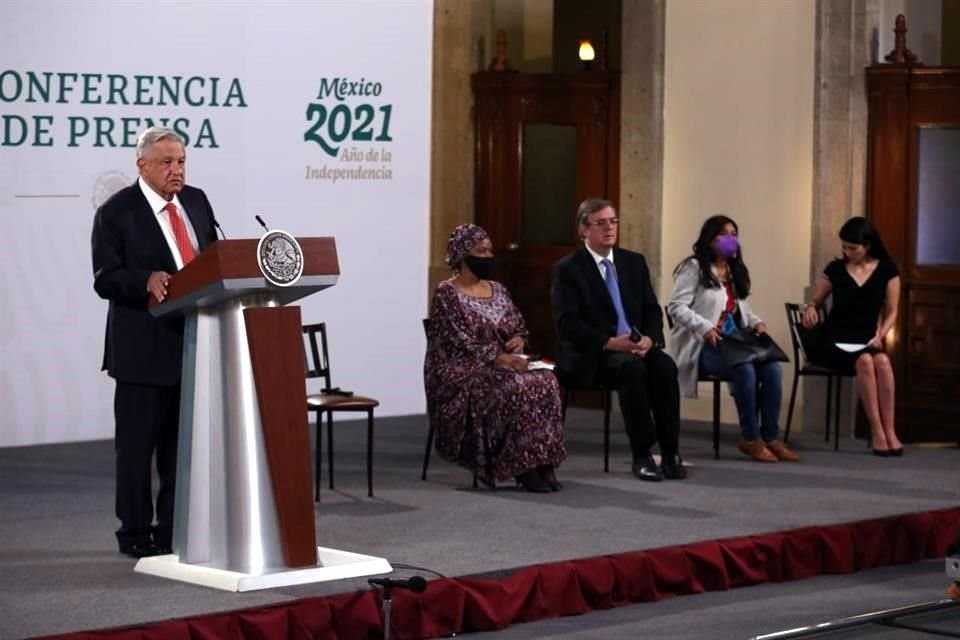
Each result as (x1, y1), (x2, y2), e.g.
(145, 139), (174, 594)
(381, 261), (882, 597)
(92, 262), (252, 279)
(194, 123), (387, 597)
(164, 202), (196, 265)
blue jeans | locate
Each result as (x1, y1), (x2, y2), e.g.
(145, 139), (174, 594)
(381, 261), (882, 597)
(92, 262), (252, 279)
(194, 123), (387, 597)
(698, 344), (783, 442)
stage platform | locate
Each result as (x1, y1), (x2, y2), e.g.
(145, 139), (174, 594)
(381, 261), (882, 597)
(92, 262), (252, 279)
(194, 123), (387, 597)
(1, 410), (957, 639)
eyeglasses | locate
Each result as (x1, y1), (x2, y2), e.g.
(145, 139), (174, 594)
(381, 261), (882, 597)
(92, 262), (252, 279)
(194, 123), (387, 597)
(585, 218), (619, 228)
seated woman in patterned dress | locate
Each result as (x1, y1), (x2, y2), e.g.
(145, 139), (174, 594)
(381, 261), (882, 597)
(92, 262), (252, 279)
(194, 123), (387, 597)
(424, 224), (567, 493)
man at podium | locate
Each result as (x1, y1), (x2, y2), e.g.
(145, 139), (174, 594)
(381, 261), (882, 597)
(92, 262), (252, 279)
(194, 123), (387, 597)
(91, 126), (218, 558)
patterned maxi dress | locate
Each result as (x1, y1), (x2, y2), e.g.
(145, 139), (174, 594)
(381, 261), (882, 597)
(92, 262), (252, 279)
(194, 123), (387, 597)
(424, 280), (566, 485)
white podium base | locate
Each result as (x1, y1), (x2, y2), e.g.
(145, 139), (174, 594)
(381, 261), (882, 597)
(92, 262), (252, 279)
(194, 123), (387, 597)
(134, 546), (392, 592)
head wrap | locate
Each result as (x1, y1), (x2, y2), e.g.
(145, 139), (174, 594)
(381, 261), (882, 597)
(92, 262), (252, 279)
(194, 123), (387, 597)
(445, 223), (489, 268)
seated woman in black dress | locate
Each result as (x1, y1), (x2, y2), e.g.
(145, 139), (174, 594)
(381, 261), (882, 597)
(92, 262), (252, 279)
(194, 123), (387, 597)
(801, 217), (903, 456)
(424, 224), (567, 492)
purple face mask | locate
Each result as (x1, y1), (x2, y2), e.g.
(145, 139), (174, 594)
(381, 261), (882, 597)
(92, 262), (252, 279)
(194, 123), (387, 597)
(715, 234), (739, 258)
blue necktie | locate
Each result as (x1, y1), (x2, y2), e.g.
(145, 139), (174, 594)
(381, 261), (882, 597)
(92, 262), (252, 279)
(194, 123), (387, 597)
(601, 258), (630, 335)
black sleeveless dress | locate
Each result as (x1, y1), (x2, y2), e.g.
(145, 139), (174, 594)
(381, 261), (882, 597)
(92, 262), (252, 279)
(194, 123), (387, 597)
(810, 257), (899, 376)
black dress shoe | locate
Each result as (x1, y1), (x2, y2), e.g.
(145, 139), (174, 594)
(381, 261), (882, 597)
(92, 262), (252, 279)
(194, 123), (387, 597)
(152, 525), (172, 549)
(515, 469), (551, 493)
(661, 453), (687, 480)
(538, 465), (562, 491)
(119, 541), (166, 559)
(632, 455), (663, 482)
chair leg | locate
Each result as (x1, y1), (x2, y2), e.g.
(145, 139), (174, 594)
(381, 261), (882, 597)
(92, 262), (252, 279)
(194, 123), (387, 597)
(784, 370), (800, 443)
(314, 409), (321, 503)
(367, 409), (374, 498)
(421, 424), (435, 481)
(713, 380), (721, 460)
(603, 390), (611, 473)
(824, 377), (833, 444)
(327, 412), (335, 490)
(834, 377), (842, 452)
(472, 473), (478, 489)
(561, 388), (569, 421)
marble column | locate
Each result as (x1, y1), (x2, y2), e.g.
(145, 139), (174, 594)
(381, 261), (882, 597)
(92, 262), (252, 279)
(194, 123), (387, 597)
(803, 0), (882, 436)
(619, 0), (666, 289)
(428, 1), (493, 299)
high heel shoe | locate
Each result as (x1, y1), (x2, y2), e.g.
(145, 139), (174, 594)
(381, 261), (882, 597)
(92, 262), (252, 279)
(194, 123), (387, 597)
(888, 447), (904, 457)
(872, 448), (890, 457)
(538, 465), (562, 491)
(515, 469), (551, 493)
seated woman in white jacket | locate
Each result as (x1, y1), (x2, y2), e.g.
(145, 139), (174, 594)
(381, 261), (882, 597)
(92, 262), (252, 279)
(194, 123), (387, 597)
(667, 215), (798, 463)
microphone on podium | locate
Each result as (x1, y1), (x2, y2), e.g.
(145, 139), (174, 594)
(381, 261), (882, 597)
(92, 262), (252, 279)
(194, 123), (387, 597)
(367, 575), (427, 593)
(255, 214), (270, 232)
(211, 215), (227, 240)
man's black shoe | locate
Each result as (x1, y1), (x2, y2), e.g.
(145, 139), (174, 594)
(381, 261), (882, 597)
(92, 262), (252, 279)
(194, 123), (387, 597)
(119, 541), (166, 559)
(661, 453), (687, 480)
(632, 455), (663, 481)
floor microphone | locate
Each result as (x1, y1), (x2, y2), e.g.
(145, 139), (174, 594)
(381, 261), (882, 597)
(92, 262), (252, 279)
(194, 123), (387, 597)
(255, 214), (269, 232)
(367, 575), (427, 593)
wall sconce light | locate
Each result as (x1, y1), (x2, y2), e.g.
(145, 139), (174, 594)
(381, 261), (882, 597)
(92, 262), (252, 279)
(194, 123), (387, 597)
(578, 40), (595, 70)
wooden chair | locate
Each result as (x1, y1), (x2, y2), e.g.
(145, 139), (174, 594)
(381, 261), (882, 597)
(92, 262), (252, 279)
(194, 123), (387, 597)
(783, 303), (853, 450)
(303, 322), (379, 499)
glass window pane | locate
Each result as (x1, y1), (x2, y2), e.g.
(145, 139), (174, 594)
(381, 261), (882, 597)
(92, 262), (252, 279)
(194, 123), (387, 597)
(917, 127), (960, 266)
(522, 124), (577, 245)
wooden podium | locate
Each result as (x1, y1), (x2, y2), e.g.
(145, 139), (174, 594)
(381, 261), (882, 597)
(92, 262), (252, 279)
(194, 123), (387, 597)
(134, 238), (390, 591)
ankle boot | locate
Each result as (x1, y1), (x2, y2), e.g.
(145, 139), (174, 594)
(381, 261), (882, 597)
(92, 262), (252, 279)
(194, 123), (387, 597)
(765, 440), (800, 462)
(538, 465), (562, 491)
(738, 438), (777, 462)
(515, 469), (551, 493)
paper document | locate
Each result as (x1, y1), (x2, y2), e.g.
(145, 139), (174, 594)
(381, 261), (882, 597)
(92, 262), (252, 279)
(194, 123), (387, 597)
(527, 360), (556, 371)
(835, 343), (867, 353)
(518, 354), (556, 371)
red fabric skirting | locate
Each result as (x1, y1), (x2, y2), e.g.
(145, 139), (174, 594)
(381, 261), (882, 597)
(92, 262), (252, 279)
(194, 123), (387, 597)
(36, 507), (960, 640)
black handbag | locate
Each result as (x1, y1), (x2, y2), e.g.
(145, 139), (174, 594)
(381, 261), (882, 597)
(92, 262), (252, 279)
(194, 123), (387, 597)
(717, 329), (789, 367)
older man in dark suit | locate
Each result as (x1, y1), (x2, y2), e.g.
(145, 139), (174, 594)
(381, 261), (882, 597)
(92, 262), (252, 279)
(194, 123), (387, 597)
(92, 126), (218, 557)
(551, 198), (685, 481)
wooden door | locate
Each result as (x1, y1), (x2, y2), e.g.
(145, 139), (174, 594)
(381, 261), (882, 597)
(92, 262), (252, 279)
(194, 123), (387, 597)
(866, 66), (960, 443)
(473, 71), (620, 357)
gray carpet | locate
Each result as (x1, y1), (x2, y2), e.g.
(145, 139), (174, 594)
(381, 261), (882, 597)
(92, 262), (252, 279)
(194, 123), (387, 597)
(1, 409), (958, 639)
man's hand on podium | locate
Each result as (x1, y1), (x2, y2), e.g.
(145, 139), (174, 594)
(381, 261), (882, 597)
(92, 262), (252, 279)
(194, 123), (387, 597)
(147, 271), (173, 303)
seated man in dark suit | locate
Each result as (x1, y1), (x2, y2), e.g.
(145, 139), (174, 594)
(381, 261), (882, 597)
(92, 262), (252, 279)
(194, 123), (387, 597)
(551, 198), (685, 481)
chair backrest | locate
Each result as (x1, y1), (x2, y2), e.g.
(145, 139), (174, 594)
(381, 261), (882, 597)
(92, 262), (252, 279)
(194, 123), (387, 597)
(302, 322), (333, 391)
(784, 303), (805, 368)
(784, 303), (825, 366)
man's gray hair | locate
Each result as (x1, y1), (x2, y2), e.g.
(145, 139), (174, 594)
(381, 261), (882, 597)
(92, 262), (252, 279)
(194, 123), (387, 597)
(136, 126), (185, 159)
(576, 198), (615, 226)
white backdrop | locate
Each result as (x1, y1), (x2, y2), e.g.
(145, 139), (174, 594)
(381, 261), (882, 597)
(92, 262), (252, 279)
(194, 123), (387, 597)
(0, 0), (433, 446)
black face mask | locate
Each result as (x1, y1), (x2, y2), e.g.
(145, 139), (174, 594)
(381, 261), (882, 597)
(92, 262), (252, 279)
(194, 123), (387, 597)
(463, 255), (495, 280)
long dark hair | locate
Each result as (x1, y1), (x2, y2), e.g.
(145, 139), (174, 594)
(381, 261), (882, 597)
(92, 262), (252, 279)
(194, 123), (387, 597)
(674, 215), (751, 298)
(838, 216), (891, 262)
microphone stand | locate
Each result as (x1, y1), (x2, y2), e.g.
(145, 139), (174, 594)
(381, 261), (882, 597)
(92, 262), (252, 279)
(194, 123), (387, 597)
(381, 584), (394, 640)
(369, 576), (427, 639)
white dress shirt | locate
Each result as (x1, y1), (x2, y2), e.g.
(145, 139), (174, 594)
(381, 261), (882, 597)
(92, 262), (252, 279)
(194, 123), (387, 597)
(585, 244), (616, 280)
(138, 177), (199, 270)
